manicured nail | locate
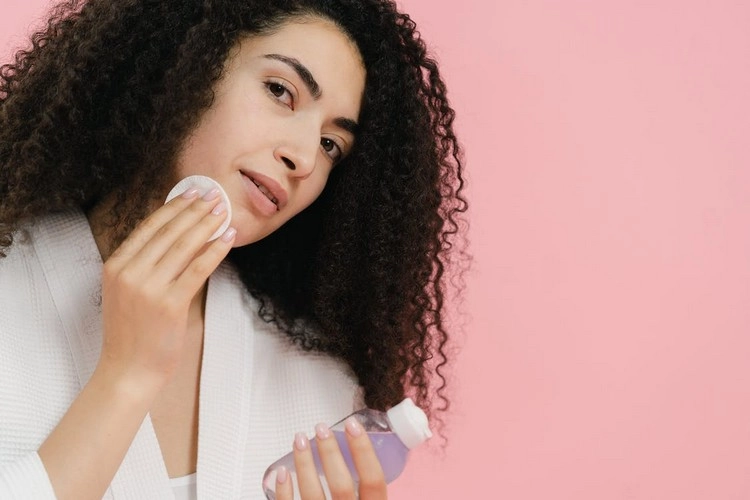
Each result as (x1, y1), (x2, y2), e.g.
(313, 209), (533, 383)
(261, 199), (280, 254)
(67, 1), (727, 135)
(202, 188), (220, 201)
(315, 423), (331, 440)
(294, 432), (309, 451)
(276, 466), (289, 484)
(220, 227), (236, 243)
(211, 202), (226, 215)
(345, 416), (363, 437)
(181, 187), (200, 199)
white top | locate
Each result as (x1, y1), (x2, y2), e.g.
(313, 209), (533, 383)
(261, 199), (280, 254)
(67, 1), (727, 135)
(0, 210), (364, 499)
(171, 474), (197, 500)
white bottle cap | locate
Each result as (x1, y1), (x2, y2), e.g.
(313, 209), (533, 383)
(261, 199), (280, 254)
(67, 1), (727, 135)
(165, 175), (232, 242)
(386, 398), (433, 449)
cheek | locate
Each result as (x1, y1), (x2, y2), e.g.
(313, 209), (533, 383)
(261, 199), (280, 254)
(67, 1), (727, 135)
(175, 122), (229, 173)
(190, 94), (262, 157)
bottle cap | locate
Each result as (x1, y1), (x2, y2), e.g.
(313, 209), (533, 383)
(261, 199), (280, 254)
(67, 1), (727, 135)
(386, 398), (433, 449)
(165, 175), (232, 242)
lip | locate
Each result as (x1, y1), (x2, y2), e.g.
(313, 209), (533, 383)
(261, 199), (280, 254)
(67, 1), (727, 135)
(240, 170), (288, 211)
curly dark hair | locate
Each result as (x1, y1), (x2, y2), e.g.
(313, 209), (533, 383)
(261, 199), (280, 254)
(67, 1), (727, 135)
(0, 0), (467, 427)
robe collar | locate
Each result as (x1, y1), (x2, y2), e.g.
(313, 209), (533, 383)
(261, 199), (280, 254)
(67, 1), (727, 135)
(32, 210), (254, 499)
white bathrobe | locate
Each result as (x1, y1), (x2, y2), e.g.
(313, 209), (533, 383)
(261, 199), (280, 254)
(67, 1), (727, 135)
(0, 210), (363, 499)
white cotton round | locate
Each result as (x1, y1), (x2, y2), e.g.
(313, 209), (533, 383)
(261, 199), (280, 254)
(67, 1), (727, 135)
(164, 175), (232, 242)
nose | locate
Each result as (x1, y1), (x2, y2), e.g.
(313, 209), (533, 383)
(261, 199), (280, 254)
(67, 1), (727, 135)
(273, 120), (319, 179)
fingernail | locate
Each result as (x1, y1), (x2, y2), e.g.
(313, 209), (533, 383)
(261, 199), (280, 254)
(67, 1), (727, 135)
(181, 187), (200, 199)
(202, 188), (220, 201)
(294, 432), (309, 451)
(276, 466), (288, 484)
(220, 227), (236, 243)
(345, 416), (363, 437)
(315, 423), (331, 440)
(211, 202), (227, 215)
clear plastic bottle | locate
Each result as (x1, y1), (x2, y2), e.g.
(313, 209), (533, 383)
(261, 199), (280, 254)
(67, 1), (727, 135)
(262, 398), (432, 499)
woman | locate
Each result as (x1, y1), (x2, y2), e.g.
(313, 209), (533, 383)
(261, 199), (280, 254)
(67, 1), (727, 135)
(0, 0), (466, 498)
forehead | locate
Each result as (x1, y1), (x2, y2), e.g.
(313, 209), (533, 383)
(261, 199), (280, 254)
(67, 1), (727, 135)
(232, 18), (366, 96)
(250, 17), (363, 65)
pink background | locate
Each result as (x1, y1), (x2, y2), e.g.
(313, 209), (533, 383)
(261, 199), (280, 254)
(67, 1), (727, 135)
(3, 1), (750, 499)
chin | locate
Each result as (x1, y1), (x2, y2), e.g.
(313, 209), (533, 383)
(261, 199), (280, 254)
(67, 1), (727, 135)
(228, 211), (288, 247)
(231, 228), (274, 248)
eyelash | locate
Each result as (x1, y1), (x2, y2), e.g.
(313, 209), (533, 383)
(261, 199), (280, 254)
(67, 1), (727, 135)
(265, 81), (294, 109)
(264, 80), (346, 164)
(321, 137), (344, 164)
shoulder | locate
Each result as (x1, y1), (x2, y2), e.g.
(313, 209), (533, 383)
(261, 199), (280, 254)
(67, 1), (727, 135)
(0, 210), (97, 315)
(212, 260), (363, 406)
(0, 225), (41, 314)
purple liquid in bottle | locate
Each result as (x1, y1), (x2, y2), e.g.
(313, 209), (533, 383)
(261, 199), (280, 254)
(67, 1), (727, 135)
(327, 430), (409, 483)
(262, 399), (430, 499)
(262, 431), (409, 499)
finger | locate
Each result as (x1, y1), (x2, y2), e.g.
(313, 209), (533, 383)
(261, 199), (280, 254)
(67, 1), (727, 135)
(130, 189), (225, 272)
(344, 417), (387, 500)
(146, 203), (230, 283)
(168, 226), (236, 302)
(292, 432), (326, 500)
(314, 423), (356, 499)
(106, 187), (201, 266)
(273, 466), (294, 500)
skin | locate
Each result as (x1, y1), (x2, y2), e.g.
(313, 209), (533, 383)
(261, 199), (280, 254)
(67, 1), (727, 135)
(37, 17), (386, 499)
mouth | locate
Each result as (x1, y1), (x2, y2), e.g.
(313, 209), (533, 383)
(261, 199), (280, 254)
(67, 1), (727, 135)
(250, 177), (279, 208)
(241, 171), (288, 211)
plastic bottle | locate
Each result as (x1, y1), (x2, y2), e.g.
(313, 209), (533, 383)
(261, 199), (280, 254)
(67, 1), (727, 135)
(262, 398), (432, 499)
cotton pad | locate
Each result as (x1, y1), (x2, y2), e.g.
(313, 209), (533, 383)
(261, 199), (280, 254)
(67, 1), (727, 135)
(165, 175), (232, 242)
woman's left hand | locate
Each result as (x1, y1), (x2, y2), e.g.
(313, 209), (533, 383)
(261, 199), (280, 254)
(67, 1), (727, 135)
(274, 417), (388, 499)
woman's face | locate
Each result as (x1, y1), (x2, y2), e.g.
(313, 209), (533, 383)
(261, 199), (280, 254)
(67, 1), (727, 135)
(173, 17), (366, 246)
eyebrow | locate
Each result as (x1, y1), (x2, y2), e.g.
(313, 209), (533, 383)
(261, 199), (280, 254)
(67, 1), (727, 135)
(263, 53), (360, 135)
(263, 53), (321, 99)
(334, 117), (359, 135)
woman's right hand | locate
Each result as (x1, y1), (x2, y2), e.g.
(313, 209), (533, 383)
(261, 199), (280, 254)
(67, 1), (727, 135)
(39, 186), (236, 500)
(97, 187), (235, 390)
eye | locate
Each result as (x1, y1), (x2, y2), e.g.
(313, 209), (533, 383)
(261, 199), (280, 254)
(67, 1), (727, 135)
(265, 81), (294, 109)
(320, 137), (344, 163)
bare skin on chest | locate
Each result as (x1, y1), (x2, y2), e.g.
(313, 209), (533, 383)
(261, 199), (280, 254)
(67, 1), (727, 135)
(149, 293), (206, 478)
